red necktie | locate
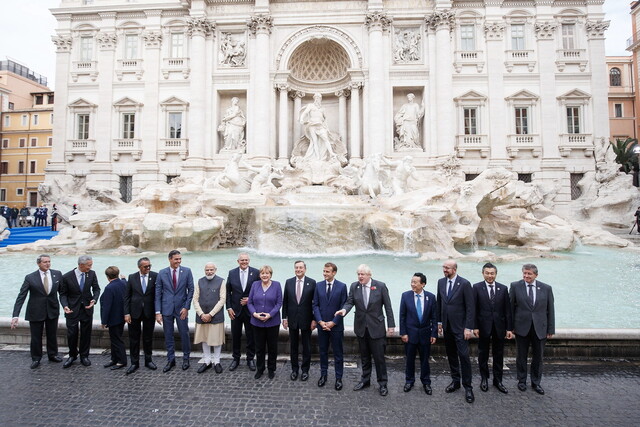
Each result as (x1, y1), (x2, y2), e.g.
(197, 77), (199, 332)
(172, 269), (177, 290)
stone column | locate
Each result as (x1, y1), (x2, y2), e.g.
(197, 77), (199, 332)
(426, 10), (455, 157)
(248, 14), (273, 158)
(50, 35), (73, 171)
(535, 21), (560, 160)
(277, 84), (289, 159)
(95, 24), (117, 167)
(484, 22), (509, 165)
(586, 20), (611, 150)
(336, 90), (348, 147)
(364, 11), (392, 157)
(291, 91), (304, 145)
(141, 29), (162, 163)
(349, 82), (362, 158)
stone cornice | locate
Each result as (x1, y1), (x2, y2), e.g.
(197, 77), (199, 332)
(247, 14), (273, 35)
(52, 35), (73, 52)
(187, 16), (215, 37)
(585, 20), (609, 40)
(484, 21), (505, 40)
(365, 11), (393, 33)
(535, 21), (558, 40)
(426, 10), (455, 32)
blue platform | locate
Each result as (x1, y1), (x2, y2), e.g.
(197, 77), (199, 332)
(0, 226), (59, 248)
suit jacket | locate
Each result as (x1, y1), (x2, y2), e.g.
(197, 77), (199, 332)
(436, 275), (474, 334)
(312, 280), (348, 332)
(59, 269), (101, 320)
(509, 280), (555, 340)
(12, 269), (62, 321)
(342, 279), (395, 339)
(155, 266), (194, 317)
(472, 281), (513, 338)
(399, 290), (437, 345)
(125, 271), (158, 319)
(225, 266), (260, 315)
(100, 278), (126, 326)
(282, 276), (317, 330)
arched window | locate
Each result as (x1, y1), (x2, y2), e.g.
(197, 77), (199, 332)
(610, 68), (621, 86)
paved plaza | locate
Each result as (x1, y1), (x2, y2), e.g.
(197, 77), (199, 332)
(0, 348), (638, 426)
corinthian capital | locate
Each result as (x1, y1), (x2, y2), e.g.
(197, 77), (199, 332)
(585, 20), (610, 40)
(425, 10), (455, 32)
(247, 14), (273, 35)
(52, 35), (72, 52)
(365, 12), (392, 33)
(534, 21), (558, 40)
(484, 22), (505, 40)
(97, 32), (117, 50)
(142, 31), (163, 48)
(187, 17), (215, 37)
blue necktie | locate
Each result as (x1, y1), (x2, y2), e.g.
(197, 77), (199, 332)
(79, 272), (85, 292)
(447, 279), (453, 298)
(141, 275), (147, 293)
(416, 294), (422, 323)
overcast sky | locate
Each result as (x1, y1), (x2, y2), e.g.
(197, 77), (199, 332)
(0, 0), (632, 90)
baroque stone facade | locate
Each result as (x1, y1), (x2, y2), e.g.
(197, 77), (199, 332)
(48, 0), (609, 208)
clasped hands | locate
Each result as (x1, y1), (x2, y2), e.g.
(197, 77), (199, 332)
(253, 312), (271, 322)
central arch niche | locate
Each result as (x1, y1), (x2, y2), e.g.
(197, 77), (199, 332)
(288, 38), (351, 83)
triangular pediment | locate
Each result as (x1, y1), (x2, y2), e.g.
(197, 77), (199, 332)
(68, 98), (97, 108)
(160, 96), (189, 107)
(557, 89), (591, 100)
(113, 96), (143, 107)
(454, 90), (487, 102)
(505, 89), (539, 101)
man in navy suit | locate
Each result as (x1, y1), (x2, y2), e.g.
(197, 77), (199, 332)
(124, 257), (158, 374)
(472, 263), (513, 394)
(510, 263), (555, 395)
(282, 260), (317, 381)
(100, 266), (127, 370)
(155, 249), (194, 372)
(437, 259), (475, 403)
(399, 272), (437, 395)
(11, 254), (63, 368)
(226, 252), (259, 372)
(312, 262), (347, 390)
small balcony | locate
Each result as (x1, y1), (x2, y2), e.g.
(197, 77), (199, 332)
(455, 134), (489, 157)
(161, 58), (190, 79)
(559, 133), (594, 157)
(66, 139), (96, 161)
(506, 134), (541, 158)
(116, 58), (144, 80)
(556, 49), (587, 72)
(159, 138), (188, 160)
(504, 50), (535, 72)
(71, 61), (98, 82)
(112, 138), (142, 161)
(453, 51), (484, 73)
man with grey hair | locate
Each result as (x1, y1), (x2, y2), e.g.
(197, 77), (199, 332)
(60, 255), (101, 368)
(336, 264), (395, 396)
(11, 254), (63, 369)
(510, 263), (555, 395)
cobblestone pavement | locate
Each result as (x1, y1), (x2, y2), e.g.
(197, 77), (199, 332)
(0, 348), (638, 427)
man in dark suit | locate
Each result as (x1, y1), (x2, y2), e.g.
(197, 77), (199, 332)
(282, 260), (317, 381)
(155, 249), (194, 372)
(472, 262), (513, 394)
(11, 254), (63, 368)
(100, 266), (127, 370)
(226, 252), (259, 372)
(60, 255), (101, 368)
(510, 263), (555, 395)
(124, 257), (158, 374)
(337, 264), (395, 396)
(313, 262), (347, 391)
(437, 259), (475, 403)
(399, 272), (437, 395)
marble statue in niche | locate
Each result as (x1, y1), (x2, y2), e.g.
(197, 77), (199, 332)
(393, 28), (421, 63)
(218, 97), (246, 152)
(394, 93), (425, 150)
(219, 33), (246, 67)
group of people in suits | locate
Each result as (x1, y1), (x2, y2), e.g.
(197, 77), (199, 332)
(11, 251), (555, 402)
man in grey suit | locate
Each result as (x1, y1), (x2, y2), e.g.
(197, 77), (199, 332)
(336, 264), (395, 396)
(510, 263), (555, 395)
(11, 254), (63, 368)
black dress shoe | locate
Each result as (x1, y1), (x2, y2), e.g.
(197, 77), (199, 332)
(517, 382), (527, 392)
(445, 381), (461, 393)
(229, 359), (240, 371)
(403, 383), (414, 392)
(182, 360), (190, 370)
(423, 384), (432, 395)
(335, 379), (343, 391)
(300, 372), (309, 381)
(465, 389), (475, 403)
(197, 363), (212, 374)
(30, 360), (40, 369)
(104, 361), (116, 368)
(290, 371), (299, 381)
(163, 360), (176, 373)
(126, 364), (139, 375)
(532, 384), (545, 395)
(214, 363), (223, 374)
(268, 370), (275, 379)
(480, 378), (489, 392)
(353, 381), (370, 391)
(145, 361), (157, 370)
(63, 357), (76, 368)
(247, 359), (256, 371)
(494, 382), (508, 394)
(80, 357), (91, 367)
(48, 355), (63, 363)
(111, 364), (126, 370)
(254, 370), (264, 379)
(379, 385), (388, 397)
(318, 375), (327, 387)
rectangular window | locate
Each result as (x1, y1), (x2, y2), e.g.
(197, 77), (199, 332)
(170, 33), (184, 58)
(0, 189), (6, 202)
(19, 138), (26, 147)
(77, 114), (90, 139)
(80, 36), (93, 61)
(1, 139), (8, 148)
(511, 24), (525, 50)
(566, 106), (580, 134)
(16, 188), (23, 196)
(35, 95), (44, 105)
(614, 104), (623, 118)
(463, 107), (478, 135)
(29, 161), (36, 174)
(48, 137), (53, 146)
(122, 113), (135, 139)
(460, 25), (475, 51)
(8, 102), (14, 110)
(0, 162), (8, 175)
(33, 114), (39, 126)
(21, 115), (28, 126)
(18, 161), (24, 174)
(517, 173), (532, 183)
(120, 176), (133, 203)
(29, 192), (38, 207)
(48, 94), (54, 104)
(3, 116), (9, 127)
(168, 112), (182, 138)
(562, 24), (576, 50)
(515, 107), (529, 135)
(30, 138), (37, 147)
(570, 173), (584, 200)
(124, 34), (138, 59)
